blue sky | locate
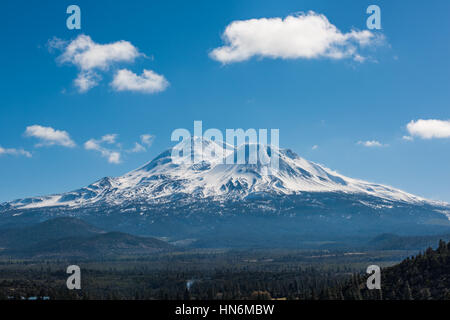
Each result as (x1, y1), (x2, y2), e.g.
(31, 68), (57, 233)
(1, 0), (450, 202)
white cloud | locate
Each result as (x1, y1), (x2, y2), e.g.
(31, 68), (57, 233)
(74, 71), (101, 93)
(100, 134), (118, 144)
(84, 134), (121, 164)
(406, 119), (450, 139)
(140, 134), (154, 146)
(129, 142), (146, 153)
(0, 146), (31, 158)
(52, 34), (145, 92)
(111, 69), (169, 93)
(353, 54), (366, 63)
(357, 140), (386, 147)
(50, 34), (169, 94)
(85, 133), (154, 160)
(47, 37), (68, 52)
(312, 145), (318, 150)
(58, 34), (141, 71)
(402, 135), (414, 141)
(210, 11), (382, 64)
(25, 125), (75, 148)
(128, 134), (154, 153)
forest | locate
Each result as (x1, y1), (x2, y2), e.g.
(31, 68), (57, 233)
(0, 240), (448, 300)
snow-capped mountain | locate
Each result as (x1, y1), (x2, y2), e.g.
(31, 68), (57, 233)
(2, 137), (431, 210)
(1, 137), (449, 246)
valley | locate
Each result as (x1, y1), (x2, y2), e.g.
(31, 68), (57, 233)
(0, 241), (448, 300)
(1, 139), (449, 300)
(0, 217), (448, 300)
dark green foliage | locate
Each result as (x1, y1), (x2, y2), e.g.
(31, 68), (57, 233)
(369, 233), (450, 250)
(0, 217), (103, 249)
(0, 218), (173, 259)
(0, 241), (448, 300)
(337, 240), (450, 300)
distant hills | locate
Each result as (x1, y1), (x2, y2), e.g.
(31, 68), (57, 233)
(0, 217), (172, 259)
(0, 217), (103, 250)
(368, 233), (450, 251)
(336, 240), (450, 300)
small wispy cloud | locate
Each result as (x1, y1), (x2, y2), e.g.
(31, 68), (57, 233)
(74, 71), (101, 93)
(312, 145), (319, 150)
(25, 125), (75, 148)
(84, 134), (121, 164)
(47, 37), (67, 52)
(85, 133), (154, 162)
(140, 134), (154, 147)
(127, 134), (154, 153)
(129, 142), (146, 153)
(111, 69), (169, 93)
(402, 135), (414, 141)
(0, 146), (32, 158)
(100, 134), (118, 144)
(357, 140), (387, 148)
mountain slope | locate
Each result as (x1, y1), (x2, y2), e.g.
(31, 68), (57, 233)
(2, 138), (432, 210)
(0, 217), (103, 250)
(368, 233), (450, 250)
(0, 218), (172, 259)
(336, 240), (450, 300)
(1, 137), (449, 246)
(17, 231), (173, 259)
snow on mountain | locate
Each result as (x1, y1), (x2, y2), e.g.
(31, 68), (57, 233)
(2, 137), (435, 212)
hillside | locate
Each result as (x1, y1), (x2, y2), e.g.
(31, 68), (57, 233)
(368, 233), (450, 250)
(0, 218), (173, 259)
(17, 231), (173, 259)
(333, 240), (450, 300)
(0, 217), (103, 250)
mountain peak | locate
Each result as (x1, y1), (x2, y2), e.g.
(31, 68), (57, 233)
(1, 140), (450, 244)
(1, 139), (439, 212)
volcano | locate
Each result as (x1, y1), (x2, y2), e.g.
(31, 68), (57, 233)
(1, 137), (449, 247)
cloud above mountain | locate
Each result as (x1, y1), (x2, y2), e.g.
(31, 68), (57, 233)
(210, 11), (383, 64)
(406, 119), (450, 140)
(25, 125), (75, 148)
(84, 134), (121, 164)
(84, 133), (154, 163)
(49, 35), (168, 94)
(58, 35), (141, 71)
(111, 69), (169, 93)
(357, 140), (387, 148)
(0, 146), (31, 158)
(74, 71), (101, 93)
(128, 134), (155, 153)
(140, 134), (154, 147)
